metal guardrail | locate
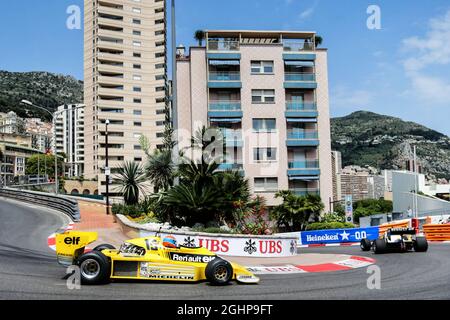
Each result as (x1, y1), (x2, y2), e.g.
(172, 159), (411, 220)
(0, 187), (80, 222)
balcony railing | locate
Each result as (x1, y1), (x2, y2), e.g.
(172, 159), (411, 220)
(285, 72), (316, 82)
(283, 42), (315, 52)
(218, 163), (243, 170)
(287, 131), (318, 140)
(209, 71), (241, 81)
(209, 101), (241, 111)
(220, 129), (242, 141)
(288, 160), (319, 169)
(286, 102), (317, 111)
(207, 40), (240, 51)
(290, 188), (320, 196)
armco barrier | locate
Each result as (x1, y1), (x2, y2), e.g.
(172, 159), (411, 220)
(116, 214), (298, 258)
(0, 187), (80, 222)
(423, 224), (450, 241)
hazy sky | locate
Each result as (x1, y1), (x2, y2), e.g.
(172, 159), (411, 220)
(1, 0), (449, 135)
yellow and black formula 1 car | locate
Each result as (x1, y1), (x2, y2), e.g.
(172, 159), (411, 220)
(55, 231), (259, 285)
(360, 227), (428, 254)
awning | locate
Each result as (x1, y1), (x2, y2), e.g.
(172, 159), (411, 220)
(286, 118), (317, 123)
(210, 118), (242, 123)
(209, 60), (240, 65)
(288, 176), (320, 181)
(285, 61), (314, 67)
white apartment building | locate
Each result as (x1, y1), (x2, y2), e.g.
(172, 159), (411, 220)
(0, 111), (25, 134)
(54, 104), (85, 177)
(84, 0), (167, 195)
(176, 30), (333, 210)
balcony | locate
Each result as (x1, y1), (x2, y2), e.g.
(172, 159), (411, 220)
(217, 163), (244, 171)
(208, 101), (243, 119)
(285, 101), (318, 118)
(208, 71), (242, 88)
(286, 131), (319, 147)
(284, 73), (317, 89)
(207, 40), (240, 51)
(283, 41), (315, 52)
(290, 188), (320, 196)
(220, 129), (243, 147)
(287, 160), (320, 176)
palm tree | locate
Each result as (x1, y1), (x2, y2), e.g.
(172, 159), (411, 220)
(314, 35), (323, 48)
(145, 149), (174, 192)
(113, 161), (147, 205)
(194, 30), (206, 46)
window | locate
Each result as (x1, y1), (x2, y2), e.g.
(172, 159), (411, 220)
(133, 41), (142, 47)
(132, 19), (141, 24)
(133, 98), (142, 103)
(133, 87), (141, 92)
(133, 30), (141, 36)
(252, 90), (275, 103)
(155, 63), (165, 69)
(132, 7), (141, 14)
(133, 75), (142, 80)
(156, 109), (165, 115)
(133, 52), (141, 58)
(133, 110), (142, 115)
(253, 148), (277, 162)
(156, 121), (165, 126)
(156, 132), (164, 138)
(133, 133), (142, 138)
(251, 61), (274, 74)
(156, 86), (165, 92)
(253, 119), (276, 132)
(134, 121), (142, 127)
(155, 19), (165, 24)
(155, 74), (165, 81)
(133, 64), (141, 69)
(134, 145), (142, 150)
(156, 98), (165, 103)
(254, 178), (278, 192)
(135, 157), (143, 162)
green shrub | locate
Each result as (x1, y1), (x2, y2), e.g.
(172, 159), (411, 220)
(305, 222), (355, 231)
(191, 227), (234, 234)
(111, 203), (142, 218)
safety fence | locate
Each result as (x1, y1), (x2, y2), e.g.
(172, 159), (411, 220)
(0, 187), (80, 222)
(423, 224), (450, 241)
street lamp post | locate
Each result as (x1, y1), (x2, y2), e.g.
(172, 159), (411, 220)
(105, 119), (110, 215)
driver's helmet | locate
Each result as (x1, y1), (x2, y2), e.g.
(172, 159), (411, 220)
(162, 235), (178, 248)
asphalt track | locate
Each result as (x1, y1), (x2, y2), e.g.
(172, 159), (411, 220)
(1, 197), (450, 300)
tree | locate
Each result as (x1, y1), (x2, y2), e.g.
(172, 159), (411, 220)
(271, 191), (325, 231)
(194, 30), (206, 46)
(314, 35), (323, 47)
(113, 161), (147, 205)
(145, 149), (174, 192)
(25, 154), (64, 178)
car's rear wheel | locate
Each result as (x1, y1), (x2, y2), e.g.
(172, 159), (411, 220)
(93, 244), (115, 252)
(205, 258), (233, 286)
(77, 251), (111, 285)
(373, 239), (387, 254)
(414, 237), (428, 252)
(360, 238), (372, 251)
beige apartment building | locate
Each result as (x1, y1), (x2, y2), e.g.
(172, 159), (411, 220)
(176, 30), (333, 210)
(84, 0), (167, 195)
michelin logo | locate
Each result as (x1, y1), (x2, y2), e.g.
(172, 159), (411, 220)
(170, 253), (216, 263)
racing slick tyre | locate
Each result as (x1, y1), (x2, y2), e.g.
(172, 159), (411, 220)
(373, 239), (387, 254)
(93, 244), (115, 252)
(360, 238), (372, 251)
(413, 237), (429, 252)
(205, 258), (233, 286)
(77, 251), (111, 285)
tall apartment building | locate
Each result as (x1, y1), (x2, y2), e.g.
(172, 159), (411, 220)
(176, 30), (333, 210)
(54, 104), (86, 177)
(84, 0), (167, 194)
(331, 150), (342, 203)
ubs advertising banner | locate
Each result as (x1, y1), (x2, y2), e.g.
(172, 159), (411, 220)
(299, 227), (380, 245)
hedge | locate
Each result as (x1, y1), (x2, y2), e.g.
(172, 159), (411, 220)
(305, 222), (355, 231)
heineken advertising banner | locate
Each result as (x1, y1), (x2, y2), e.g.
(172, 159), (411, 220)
(298, 227), (380, 245)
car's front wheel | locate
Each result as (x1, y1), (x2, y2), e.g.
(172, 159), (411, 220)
(205, 258), (233, 286)
(360, 238), (372, 251)
(77, 251), (111, 285)
(93, 243), (115, 252)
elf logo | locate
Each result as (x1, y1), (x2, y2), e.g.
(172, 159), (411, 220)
(64, 237), (81, 245)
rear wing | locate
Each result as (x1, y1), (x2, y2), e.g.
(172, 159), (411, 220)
(388, 228), (416, 235)
(55, 231), (98, 266)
